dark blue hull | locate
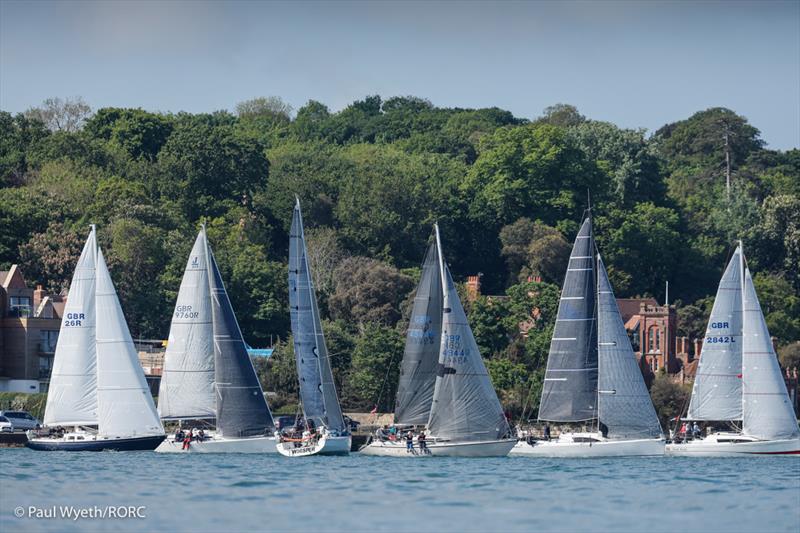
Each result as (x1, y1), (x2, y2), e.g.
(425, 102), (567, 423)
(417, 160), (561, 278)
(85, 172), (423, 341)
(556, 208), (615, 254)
(26, 434), (165, 452)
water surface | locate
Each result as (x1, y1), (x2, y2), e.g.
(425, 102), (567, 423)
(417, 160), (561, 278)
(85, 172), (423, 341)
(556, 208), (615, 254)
(1, 449), (798, 532)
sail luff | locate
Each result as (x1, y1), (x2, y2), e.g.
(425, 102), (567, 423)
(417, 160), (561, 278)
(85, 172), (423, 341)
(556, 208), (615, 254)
(207, 239), (274, 437)
(43, 227), (98, 427)
(538, 217), (599, 422)
(94, 248), (163, 438)
(157, 229), (215, 420)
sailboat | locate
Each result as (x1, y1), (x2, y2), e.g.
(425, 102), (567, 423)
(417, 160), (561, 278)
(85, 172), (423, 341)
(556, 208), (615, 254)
(510, 217), (665, 457)
(360, 224), (516, 457)
(27, 226), (166, 451)
(155, 226), (277, 453)
(276, 199), (351, 457)
(666, 243), (800, 456)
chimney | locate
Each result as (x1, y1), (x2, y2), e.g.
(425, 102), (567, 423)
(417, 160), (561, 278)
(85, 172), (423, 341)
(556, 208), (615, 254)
(33, 284), (46, 310)
(693, 338), (703, 360)
(466, 275), (481, 302)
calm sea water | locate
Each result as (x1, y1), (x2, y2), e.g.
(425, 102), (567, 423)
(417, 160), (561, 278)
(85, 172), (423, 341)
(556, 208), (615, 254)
(0, 448), (798, 532)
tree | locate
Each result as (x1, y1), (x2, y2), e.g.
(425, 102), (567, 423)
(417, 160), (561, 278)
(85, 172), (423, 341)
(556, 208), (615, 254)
(25, 97), (92, 133)
(236, 96), (293, 122)
(649, 371), (690, 427)
(538, 104), (585, 128)
(499, 217), (536, 282)
(18, 222), (84, 293)
(525, 226), (571, 285)
(344, 324), (404, 411)
(778, 342), (800, 371)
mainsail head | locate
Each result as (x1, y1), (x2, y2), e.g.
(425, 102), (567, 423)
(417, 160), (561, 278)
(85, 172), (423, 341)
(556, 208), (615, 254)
(394, 238), (443, 425)
(426, 225), (510, 442)
(741, 262), (800, 440)
(43, 226), (98, 427)
(158, 228), (215, 420)
(207, 240), (275, 437)
(686, 246), (743, 421)
(289, 199), (346, 432)
(95, 248), (163, 438)
(596, 256), (663, 440)
(538, 217), (599, 422)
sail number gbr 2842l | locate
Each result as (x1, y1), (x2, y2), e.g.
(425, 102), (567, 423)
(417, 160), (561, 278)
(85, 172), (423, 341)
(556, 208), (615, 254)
(706, 321), (735, 344)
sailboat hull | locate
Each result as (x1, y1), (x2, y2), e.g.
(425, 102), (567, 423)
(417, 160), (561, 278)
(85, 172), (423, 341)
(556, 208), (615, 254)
(509, 434), (665, 457)
(155, 433), (277, 453)
(666, 433), (800, 456)
(276, 434), (351, 457)
(26, 434), (165, 452)
(359, 438), (516, 457)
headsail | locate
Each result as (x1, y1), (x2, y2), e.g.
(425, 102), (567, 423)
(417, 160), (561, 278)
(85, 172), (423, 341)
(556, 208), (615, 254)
(686, 247), (743, 421)
(95, 249), (163, 438)
(596, 256), (663, 440)
(741, 263), (799, 440)
(394, 239), (443, 425)
(158, 228), (215, 420)
(538, 218), (598, 422)
(207, 242), (274, 437)
(43, 227), (98, 427)
(427, 226), (510, 442)
(289, 200), (346, 432)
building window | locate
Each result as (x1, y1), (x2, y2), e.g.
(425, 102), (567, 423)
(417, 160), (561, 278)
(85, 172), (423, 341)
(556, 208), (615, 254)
(40, 330), (58, 353)
(655, 329), (661, 353)
(654, 357), (659, 371)
(39, 356), (53, 379)
(9, 296), (31, 317)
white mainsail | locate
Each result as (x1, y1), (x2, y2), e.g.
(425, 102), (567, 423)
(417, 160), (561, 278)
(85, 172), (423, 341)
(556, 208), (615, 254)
(43, 227), (98, 427)
(741, 265), (800, 441)
(158, 229), (215, 420)
(686, 247), (743, 421)
(95, 249), (163, 438)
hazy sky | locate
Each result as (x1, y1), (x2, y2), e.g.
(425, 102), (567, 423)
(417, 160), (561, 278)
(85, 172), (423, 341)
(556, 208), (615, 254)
(1, 0), (798, 149)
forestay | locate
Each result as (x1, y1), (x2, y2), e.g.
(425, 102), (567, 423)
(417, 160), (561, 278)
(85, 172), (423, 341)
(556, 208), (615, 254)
(95, 249), (163, 438)
(158, 229), (215, 420)
(539, 218), (598, 422)
(596, 257), (663, 440)
(394, 240), (443, 425)
(43, 227), (98, 427)
(427, 228), (509, 442)
(686, 247), (743, 421)
(288, 200), (346, 432)
(208, 244), (274, 437)
(741, 266), (800, 440)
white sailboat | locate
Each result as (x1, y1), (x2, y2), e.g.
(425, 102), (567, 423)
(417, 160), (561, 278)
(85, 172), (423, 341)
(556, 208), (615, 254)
(28, 226), (165, 451)
(360, 224), (516, 457)
(156, 226), (277, 453)
(510, 217), (665, 457)
(276, 200), (351, 457)
(666, 243), (800, 456)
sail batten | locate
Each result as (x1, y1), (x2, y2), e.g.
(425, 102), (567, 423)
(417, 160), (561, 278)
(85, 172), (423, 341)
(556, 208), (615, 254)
(539, 218), (598, 422)
(289, 201), (346, 432)
(158, 230), (215, 420)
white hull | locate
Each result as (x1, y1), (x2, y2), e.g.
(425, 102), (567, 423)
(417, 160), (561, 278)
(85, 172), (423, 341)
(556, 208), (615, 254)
(155, 433), (277, 453)
(666, 433), (800, 457)
(359, 438), (516, 457)
(276, 434), (351, 457)
(509, 433), (665, 457)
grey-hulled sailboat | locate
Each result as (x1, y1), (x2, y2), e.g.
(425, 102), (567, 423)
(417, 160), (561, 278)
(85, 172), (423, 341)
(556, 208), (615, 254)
(361, 224), (515, 457)
(156, 226), (277, 453)
(510, 217), (665, 457)
(276, 199), (351, 456)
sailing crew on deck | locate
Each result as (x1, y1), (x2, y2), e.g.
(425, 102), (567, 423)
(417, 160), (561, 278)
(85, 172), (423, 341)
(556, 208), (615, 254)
(418, 431), (427, 453)
(692, 422), (701, 439)
(406, 431), (414, 452)
(543, 424), (551, 441)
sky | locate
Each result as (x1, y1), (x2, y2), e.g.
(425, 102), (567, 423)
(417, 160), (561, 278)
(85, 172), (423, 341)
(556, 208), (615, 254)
(1, 0), (798, 149)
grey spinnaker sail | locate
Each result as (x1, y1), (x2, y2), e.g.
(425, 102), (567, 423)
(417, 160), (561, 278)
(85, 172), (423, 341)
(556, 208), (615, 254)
(394, 240), (443, 425)
(158, 229), (215, 420)
(741, 264), (800, 440)
(596, 257), (663, 440)
(686, 247), (743, 421)
(207, 242), (274, 437)
(539, 218), (598, 422)
(427, 227), (510, 442)
(289, 200), (346, 432)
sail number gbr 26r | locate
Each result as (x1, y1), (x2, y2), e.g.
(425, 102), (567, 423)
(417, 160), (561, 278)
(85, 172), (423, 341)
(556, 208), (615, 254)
(706, 321), (735, 344)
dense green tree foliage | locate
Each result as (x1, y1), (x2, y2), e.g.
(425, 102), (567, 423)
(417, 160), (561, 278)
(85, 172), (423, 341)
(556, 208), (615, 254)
(1, 96), (797, 416)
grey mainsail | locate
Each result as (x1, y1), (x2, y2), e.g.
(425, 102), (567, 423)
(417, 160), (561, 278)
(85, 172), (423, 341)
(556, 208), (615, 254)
(289, 200), (346, 432)
(394, 240), (443, 425)
(539, 218), (598, 422)
(207, 242), (274, 437)
(741, 263), (800, 440)
(596, 256), (663, 440)
(158, 229), (215, 420)
(427, 226), (510, 442)
(686, 247), (743, 421)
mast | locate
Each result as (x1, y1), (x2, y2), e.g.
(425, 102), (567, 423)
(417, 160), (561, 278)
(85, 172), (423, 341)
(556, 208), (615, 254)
(434, 224), (447, 308)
